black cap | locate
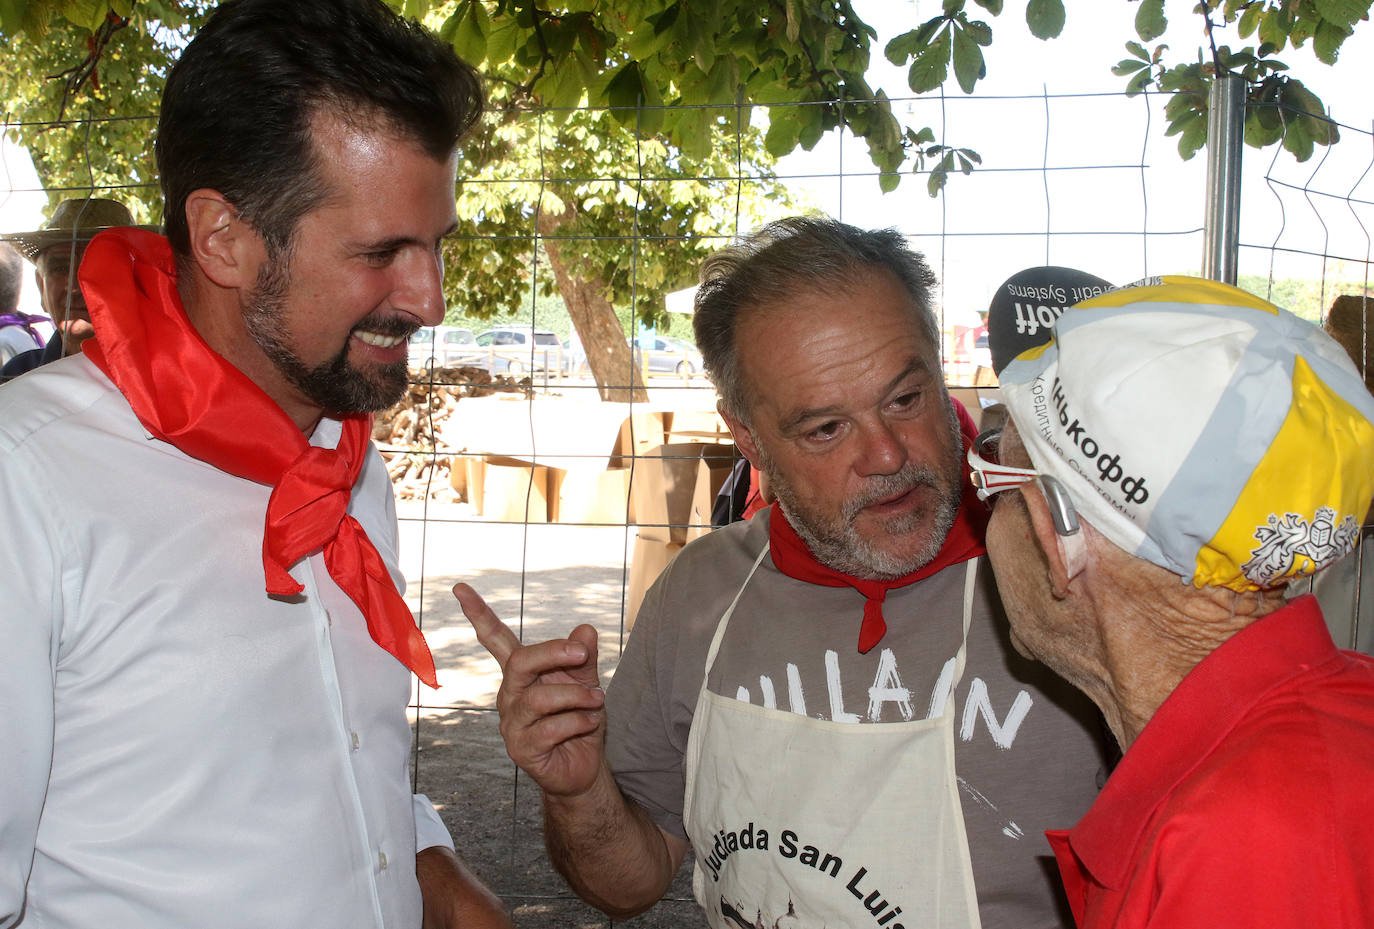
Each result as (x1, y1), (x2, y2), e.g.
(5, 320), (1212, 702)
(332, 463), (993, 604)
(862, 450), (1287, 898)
(986, 266), (1114, 374)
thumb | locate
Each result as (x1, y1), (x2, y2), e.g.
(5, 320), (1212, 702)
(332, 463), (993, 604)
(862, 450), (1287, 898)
(566, 623), (602, 688)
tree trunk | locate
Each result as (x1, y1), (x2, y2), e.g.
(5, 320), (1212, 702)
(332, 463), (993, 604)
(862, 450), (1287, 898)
(537, 209), (649, 404)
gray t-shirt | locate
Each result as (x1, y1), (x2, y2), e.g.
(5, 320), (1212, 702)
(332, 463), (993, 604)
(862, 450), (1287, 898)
(606, 510), (1110, 929)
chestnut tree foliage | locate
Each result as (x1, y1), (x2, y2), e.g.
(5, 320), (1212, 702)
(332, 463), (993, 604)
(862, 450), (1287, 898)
(1, 0), (1368, 396)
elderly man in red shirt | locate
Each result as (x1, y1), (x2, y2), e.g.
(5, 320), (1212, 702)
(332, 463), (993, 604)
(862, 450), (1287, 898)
(977, 276), (1374, 929)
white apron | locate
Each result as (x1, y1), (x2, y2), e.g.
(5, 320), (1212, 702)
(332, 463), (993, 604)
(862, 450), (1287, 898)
(683, 545), (983, 929)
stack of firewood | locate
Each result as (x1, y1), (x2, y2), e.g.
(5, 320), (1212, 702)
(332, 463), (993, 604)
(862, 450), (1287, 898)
(374, 365), (527, 502)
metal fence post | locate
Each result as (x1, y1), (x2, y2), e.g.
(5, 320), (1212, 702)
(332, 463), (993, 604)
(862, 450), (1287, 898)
(1203, 74), (1246, 284)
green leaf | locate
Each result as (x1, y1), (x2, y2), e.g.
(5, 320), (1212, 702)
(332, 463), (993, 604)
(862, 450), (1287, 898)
(906, 125), (937, 145)
(1244, 110), (1284, 148)
(1283, 116), (1316, 161)
(764, 104), (804, 158)
(675, 106), (713, 159)
(451, 1), (487, 66)
(438, 7), (462, 44)
(1257, 9), (1289, 51)
(1313, 20), (1350, 64)
(1125, 40), (1148, 60)
(951, 22), (986, 93)
(1125, 68), (1153, 95)
(797, 104), (825, 149)
(971, 0), (1003, 13)
(605, 61), (645, 119)
(785, 0), (800, 44)
(484, 15), (521, 66)
(906, 26), (952, 93)
(1237, 3), (1261, 38)
(963, 19), (993, 45)
(879, 170), (901, 193)
(0, 0), (24, 35)
(1134, 0), (1167, 42)
(1167, 111), (1207, 159)
(544, 54), (587, 111)
(1313, 0), (1368, 28)
(885, 28), (919, 65)
(690, 15), (716, 73)
(1026, 0), (1065, 40)
(1112, 58), (1148, 76)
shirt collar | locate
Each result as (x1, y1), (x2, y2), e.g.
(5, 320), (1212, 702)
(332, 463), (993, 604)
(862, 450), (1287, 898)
(1061, 594), (1338, 891)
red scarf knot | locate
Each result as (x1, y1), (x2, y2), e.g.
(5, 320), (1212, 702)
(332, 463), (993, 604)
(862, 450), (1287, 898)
(264, 444), (360, 596)
(80, 227), (438, 688)
(768, 396), (989, 654)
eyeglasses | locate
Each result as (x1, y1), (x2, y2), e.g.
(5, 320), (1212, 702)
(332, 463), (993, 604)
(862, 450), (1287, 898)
(967, 429), (1038, 501)
(967, 429), (1081, 538)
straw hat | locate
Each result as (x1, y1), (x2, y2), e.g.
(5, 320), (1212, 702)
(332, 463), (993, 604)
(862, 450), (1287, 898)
(1, 198), (140, 262)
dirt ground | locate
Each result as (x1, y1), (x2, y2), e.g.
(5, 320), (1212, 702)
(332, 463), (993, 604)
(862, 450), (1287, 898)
(396, 508), (701, 928)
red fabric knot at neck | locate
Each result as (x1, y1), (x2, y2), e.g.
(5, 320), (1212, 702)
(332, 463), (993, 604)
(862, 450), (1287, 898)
(265, 445), (359, 595)
(79, 227), (438, 688)
(768, 397), (989, 654)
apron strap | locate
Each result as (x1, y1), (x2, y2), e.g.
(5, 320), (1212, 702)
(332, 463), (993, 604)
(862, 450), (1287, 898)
(701, 542), (772, 678)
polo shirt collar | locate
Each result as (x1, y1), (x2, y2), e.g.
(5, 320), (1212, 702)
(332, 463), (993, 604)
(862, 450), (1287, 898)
(1056, 595), (1337, 892)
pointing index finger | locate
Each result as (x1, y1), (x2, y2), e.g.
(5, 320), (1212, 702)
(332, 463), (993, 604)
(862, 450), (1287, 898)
(452, 582), (522, 670)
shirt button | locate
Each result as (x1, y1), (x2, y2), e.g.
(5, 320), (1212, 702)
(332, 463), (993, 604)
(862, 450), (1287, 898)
(378, 850), (388, 871)
(351, 731), (361, 750)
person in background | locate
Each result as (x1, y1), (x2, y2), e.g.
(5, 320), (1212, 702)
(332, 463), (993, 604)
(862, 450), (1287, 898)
(1290, 292), (1374, 653)
(0, 198), (139, 378)
(0, 1), (511, 926)
(461, 216), (1110, 929)
(981, 275), (1374, 928)
(0, 242), (47, 366)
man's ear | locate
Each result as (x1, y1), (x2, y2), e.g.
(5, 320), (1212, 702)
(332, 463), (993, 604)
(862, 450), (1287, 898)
(1020, 482), (1086, 598)
(183, 190), (264, 289)
(717, 401), (763, 470)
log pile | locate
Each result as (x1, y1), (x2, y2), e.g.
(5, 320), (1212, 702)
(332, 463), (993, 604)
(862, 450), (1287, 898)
(374, 365), (528, 502)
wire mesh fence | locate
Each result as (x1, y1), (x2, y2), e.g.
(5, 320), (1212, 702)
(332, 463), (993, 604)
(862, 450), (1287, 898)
(3, 84), (1370, 925)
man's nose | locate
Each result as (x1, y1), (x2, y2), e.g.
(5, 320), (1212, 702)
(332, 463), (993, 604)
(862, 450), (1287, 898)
(854, 420), (908, 476)
(396, 248), (446, 326)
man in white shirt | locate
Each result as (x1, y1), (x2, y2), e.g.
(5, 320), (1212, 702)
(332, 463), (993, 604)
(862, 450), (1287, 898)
(0, 1), (508, 927)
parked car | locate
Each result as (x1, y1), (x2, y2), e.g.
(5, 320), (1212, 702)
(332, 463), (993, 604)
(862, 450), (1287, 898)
(473, 326), (563, 376)
(633, 335), (704, 376)
(408, 325), (478, 370)
(561, 337), (589, 376)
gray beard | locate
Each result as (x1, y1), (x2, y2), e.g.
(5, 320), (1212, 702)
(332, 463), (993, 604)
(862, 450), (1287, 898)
(761, 404), (965, 580)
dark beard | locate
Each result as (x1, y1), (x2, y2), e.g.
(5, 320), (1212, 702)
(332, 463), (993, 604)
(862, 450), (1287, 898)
(243, 256), (411, 415)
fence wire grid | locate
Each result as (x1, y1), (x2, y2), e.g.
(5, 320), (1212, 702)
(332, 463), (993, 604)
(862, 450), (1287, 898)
(2, 85), (1371, 927)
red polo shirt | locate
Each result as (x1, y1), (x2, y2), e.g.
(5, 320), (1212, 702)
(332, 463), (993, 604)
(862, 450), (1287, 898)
(1047, 595), (1374, 928)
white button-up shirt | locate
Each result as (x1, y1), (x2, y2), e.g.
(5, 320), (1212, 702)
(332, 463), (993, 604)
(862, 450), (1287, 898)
(0, 357), (452, 928)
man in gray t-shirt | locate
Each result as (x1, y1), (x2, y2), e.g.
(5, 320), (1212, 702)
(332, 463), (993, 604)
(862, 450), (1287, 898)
(460, 216), (1109, 928)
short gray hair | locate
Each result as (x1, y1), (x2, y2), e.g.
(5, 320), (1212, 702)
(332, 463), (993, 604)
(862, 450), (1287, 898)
(0, 242), (21, 313)
(692, 215), (940, 424)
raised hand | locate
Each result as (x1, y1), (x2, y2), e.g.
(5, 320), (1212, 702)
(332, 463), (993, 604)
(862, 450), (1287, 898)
(453, 583), (608, 797)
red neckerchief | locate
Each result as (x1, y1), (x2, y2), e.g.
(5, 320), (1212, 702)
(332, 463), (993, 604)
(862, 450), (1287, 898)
(80, 227), (438, 688)
(768, 398), (988, 653)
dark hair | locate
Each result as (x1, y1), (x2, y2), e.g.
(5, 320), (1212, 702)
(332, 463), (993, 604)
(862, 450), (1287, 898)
(693, 215), (941, 424)
(0, 242), (21, 313)
(156, 0), (483, 263)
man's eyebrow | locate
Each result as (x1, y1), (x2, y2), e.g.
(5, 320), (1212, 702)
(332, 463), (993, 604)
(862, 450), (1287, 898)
(353, 222), (460, 252)
(777, 357), (933, 434)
